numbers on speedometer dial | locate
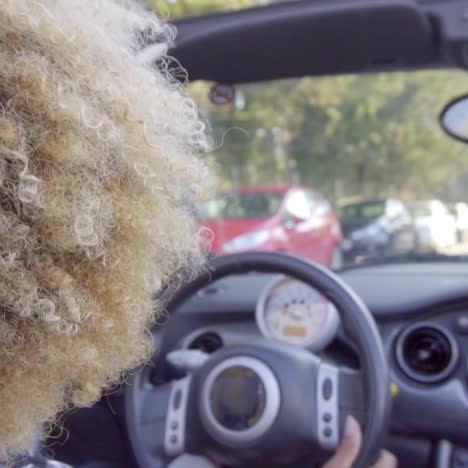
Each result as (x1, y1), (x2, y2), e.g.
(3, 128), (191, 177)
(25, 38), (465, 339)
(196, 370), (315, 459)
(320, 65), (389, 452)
(256, 277), (340, 350)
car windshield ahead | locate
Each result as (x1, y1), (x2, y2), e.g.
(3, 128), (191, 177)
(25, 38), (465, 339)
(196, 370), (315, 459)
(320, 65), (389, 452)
(408, 203), (433, 218)
(198, 192), (284, 220)
(341, 201), (386, 225)
(151, 2), (468, 269)
(338, 201), (390, 240)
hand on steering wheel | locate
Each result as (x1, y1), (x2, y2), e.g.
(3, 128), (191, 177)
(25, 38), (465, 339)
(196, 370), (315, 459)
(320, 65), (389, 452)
(323, 416), (397, 468)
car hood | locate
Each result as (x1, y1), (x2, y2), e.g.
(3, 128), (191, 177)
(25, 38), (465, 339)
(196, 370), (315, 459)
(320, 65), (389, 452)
(200, 218), (273, 251)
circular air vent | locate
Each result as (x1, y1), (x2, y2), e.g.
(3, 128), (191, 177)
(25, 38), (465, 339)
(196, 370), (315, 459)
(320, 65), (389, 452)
(395, 323), (458, 383)
(189, 332), (223, 354)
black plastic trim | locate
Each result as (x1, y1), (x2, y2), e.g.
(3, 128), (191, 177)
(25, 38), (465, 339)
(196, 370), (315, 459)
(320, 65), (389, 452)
(394, 322), (459, 384)
(170, 0), (440, 84)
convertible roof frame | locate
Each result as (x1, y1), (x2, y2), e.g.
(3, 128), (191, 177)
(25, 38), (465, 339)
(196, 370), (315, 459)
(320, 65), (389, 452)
(167, 0), (468, 84)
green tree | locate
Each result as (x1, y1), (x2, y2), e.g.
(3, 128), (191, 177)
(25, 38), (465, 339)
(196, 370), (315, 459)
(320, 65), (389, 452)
(148, 0), (267, 18)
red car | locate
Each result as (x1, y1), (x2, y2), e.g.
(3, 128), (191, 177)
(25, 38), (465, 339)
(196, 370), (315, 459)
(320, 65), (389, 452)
(198, 186), (343, 267)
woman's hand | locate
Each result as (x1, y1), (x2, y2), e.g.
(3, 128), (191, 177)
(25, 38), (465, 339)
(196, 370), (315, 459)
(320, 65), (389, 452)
(323, 416), (397, 468)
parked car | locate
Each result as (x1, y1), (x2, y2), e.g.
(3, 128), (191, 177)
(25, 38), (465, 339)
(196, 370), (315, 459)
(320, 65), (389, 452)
(447, 202), (468, 243)
(408, 199), (457, 251)
(340, 198), (418, 262)
(198, 186), (343, 268)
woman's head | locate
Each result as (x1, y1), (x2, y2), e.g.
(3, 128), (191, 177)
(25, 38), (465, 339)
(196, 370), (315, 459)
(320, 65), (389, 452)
(0, 0), (209, 459)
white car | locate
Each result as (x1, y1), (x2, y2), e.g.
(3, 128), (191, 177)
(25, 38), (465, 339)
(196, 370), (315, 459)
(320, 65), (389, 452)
(449, 202), (468, 242)
(408, 200), (457, 251)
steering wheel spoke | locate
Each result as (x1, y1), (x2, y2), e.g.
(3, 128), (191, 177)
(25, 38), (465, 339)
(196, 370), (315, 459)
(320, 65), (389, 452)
(126, 369), (192, 466)
(163, 376), (191, 457)
(338, 367), (368, 428)
(315, 361), (367, 451)
(316, 361), (341, 450)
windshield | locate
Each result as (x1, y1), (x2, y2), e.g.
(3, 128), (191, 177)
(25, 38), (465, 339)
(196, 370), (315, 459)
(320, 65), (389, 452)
(408, 203), (432, 218)
(190, 70), (468, 267)
(199, 192), (284, 220)
(150, 3), (468, 269)
(339, 201), (387, 234)
(341, 202), (386, 222)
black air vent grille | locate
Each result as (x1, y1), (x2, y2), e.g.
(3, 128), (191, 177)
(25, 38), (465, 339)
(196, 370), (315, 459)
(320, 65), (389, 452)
(189, 332), (223, 354)
(395, 324), (457, 384)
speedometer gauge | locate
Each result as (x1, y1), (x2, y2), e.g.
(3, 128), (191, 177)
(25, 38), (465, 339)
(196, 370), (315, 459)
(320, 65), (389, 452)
(256, 276), (340, 350)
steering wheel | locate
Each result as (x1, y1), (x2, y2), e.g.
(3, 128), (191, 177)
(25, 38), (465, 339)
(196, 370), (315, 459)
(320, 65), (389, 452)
(125, 252), (391, 468)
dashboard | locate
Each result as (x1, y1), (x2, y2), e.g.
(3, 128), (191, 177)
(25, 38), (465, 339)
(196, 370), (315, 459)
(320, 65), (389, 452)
(153, 262), (468, 464)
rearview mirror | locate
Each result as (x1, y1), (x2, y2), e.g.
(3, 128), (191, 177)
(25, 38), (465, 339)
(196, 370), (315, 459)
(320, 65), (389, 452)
(440, 95), (468, 143)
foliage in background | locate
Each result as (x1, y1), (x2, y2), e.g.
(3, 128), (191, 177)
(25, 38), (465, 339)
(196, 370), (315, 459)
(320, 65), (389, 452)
(148, 0), (269, 18)
(192, 71), (468, 204)
(150, 0), (468, 203)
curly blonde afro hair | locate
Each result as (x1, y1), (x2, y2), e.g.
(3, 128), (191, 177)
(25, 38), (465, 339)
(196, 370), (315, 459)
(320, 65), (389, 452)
(0, 0), (210, 460)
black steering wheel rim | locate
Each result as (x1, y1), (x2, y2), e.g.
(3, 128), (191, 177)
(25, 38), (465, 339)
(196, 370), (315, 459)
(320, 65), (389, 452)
(126, 252), (391, 468)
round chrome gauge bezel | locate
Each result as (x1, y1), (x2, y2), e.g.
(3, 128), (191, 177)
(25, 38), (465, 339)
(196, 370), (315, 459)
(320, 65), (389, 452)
(255, 275), (340, 350)
(200, 356), (281, 446)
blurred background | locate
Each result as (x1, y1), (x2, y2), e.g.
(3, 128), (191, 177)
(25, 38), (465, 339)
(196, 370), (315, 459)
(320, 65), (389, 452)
(150, 0), (468, 267)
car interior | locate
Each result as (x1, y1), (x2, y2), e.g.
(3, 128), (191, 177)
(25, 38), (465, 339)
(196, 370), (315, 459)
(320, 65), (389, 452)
(46, 1), (468, 467)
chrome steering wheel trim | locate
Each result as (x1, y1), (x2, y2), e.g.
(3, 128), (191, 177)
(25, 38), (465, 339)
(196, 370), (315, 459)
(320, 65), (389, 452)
(200, 355), (281, 445)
